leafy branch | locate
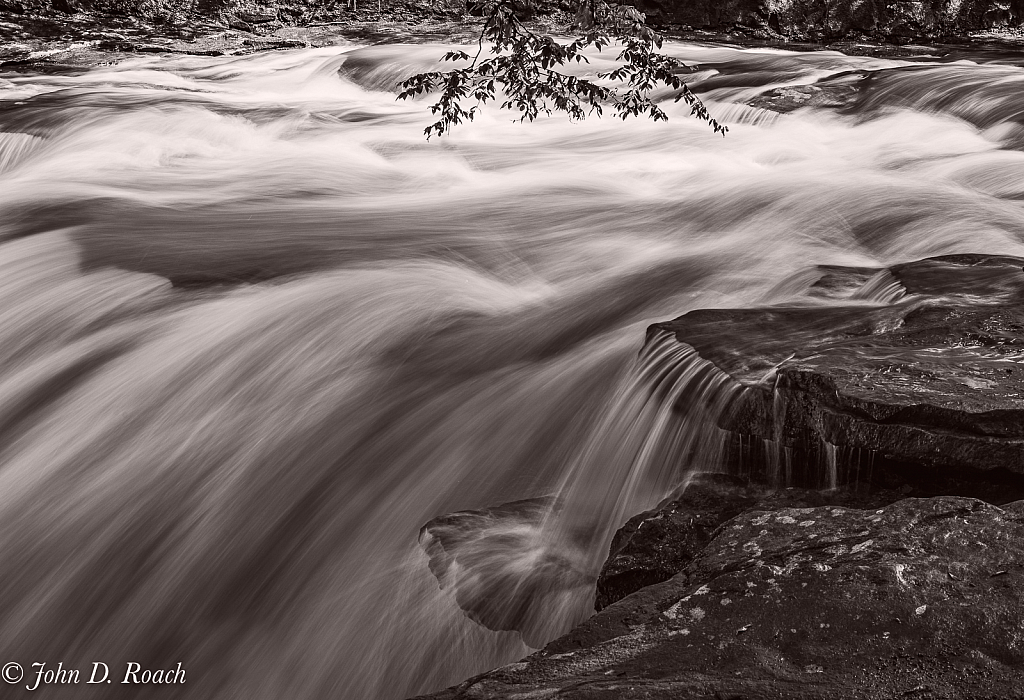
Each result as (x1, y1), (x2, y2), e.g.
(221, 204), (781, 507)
(397, 0), (728, 139)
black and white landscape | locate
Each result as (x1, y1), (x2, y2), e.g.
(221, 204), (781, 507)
(2, 3), (1024, 699)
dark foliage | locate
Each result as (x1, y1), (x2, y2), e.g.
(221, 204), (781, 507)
(397, 0), (728, 138)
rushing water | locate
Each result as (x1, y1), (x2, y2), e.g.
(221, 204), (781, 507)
(2, 37), (1024, 699)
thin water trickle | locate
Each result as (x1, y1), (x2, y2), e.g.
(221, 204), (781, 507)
(769, 374), (788, 486)
(823, 441), (839, 491)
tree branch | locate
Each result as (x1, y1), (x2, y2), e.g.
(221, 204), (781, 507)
(397, 0), (727, 139)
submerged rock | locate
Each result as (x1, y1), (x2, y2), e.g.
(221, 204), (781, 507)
(649, 254), (1024, 498)
(420, 496), (596, 648)
(416, 496), (1024, 699)
(747, 70), (869, 114)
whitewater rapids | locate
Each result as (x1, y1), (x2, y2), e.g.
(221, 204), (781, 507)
(2, 38), (1024, 699)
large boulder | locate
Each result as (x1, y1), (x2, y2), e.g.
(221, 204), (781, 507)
(648, 254), (1024, 499)
(595, 474), (915, 611)
(416, 496), (1024, 699)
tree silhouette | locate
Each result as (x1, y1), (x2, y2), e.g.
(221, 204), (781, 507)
(398, 0), (729, 138)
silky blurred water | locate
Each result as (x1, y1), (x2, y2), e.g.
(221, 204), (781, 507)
(2, 39), (1024, 699)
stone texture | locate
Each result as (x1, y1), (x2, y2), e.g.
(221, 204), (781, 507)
(595, 474), (759, 611)
(630, 0), (1024, 41)
(416, 496), (1024, 699)
(595, 474), (915, 611)
(648, 254), (1024, 495)
(0, 41), (30, 61)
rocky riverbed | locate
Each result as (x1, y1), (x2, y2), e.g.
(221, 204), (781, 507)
(419, 493), (1024, 700)
(416, 253), (1024, 699)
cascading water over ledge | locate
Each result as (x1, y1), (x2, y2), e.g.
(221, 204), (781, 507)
(417, 329), (744, 648)
(648, 253), (1024, 501)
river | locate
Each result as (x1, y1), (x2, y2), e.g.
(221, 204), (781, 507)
(1, 37), (1024, 699)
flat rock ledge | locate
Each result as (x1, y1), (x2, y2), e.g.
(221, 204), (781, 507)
(650, 254), (1024, 497)
(415, 495), (1024, 700)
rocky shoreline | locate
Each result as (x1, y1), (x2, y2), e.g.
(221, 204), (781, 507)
(419, 492), (1024, 700)
(6, 0), (1024, 74)
(0, 11), (493, 72)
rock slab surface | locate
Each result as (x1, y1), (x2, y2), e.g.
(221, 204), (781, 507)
(595, 474), (919, 611)
(417, 496), (1024, 699)
(650, 254), (1024, 493)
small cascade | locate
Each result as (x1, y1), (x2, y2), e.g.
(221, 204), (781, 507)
(0, 133), (40, 174)
(847, 445), (877, 490)
(415, 329), (747, 650)
(713, 379), (893, 491)
(822, 440), (838, 490)
(698, 101), (783, 128)
(602, 328), (747, 495)
(852, 269), (907, 303)
(725, 430), (887, 492)
(526, 330), (746, 632)
(768, 374), (789, 486)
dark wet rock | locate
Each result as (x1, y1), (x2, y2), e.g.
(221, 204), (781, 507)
(225, 14), (254, 31)
(595, 474), (759, 611)
(595, 474), (913, 611)
(648, 254), (1024, 497)
(241, 35), (305, 48)
(0, 40), (29, 61)
(0, 3), (494, 70)
(221, 8), (284, 33)
(747, 70), (868, 114)
(96, 34), (135, 50)
(632, 0), (1024, 42)
(234, 8), (276, 22)
(417, 496), (1024, 699)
